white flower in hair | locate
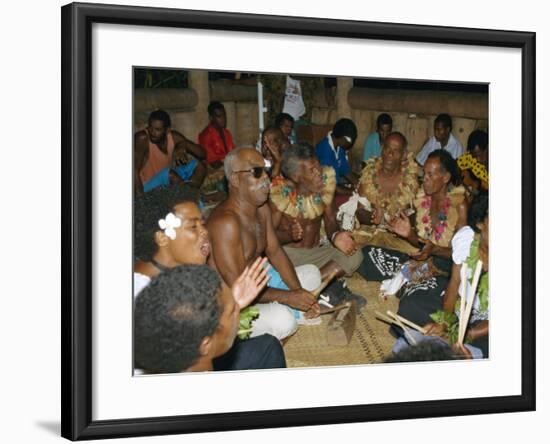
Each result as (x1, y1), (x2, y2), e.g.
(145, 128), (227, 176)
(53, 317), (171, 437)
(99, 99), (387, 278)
(158, 212), (182, 240)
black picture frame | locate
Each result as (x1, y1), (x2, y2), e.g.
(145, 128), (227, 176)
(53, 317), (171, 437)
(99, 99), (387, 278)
(61, 2), (536, 440)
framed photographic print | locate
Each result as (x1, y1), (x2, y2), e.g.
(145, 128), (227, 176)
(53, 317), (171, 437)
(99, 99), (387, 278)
(61, 1), (536, 440)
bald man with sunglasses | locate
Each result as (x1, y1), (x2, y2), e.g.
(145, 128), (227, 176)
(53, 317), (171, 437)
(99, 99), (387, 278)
(207, 148), (321, 341)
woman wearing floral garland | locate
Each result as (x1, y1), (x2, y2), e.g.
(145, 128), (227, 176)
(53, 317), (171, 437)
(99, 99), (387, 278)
(356, 132), (419, 227)
(358, 149), (467, 327)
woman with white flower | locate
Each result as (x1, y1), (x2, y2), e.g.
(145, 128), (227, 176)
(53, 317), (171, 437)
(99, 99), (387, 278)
(133, 185), (286, 372)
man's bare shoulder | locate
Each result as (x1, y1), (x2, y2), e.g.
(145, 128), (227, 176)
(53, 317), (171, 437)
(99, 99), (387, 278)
(208, 204), (241, 228)
(170, 129), (187, 143)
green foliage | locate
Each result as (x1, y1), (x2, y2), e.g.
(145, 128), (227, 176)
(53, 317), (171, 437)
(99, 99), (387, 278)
(465, 238), (489, 312)
(465, 238), (480, 273)
(430, 310), (459, 344)
(237, 306), (260, 340)
(477, 274), (489, 312)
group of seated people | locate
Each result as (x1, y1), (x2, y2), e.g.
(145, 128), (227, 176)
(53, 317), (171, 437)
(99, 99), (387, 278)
(133, 105), (490, 374)
(134, 103), (298, 196)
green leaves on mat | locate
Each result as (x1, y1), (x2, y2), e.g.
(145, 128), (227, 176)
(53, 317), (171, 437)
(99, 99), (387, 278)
(237, 306), (260, 340)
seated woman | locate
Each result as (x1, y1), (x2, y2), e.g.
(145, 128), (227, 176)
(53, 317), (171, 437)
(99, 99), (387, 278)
(424, 192), (489, 359)
(358, 150), (467, 327)
(133, 184), (286, 372)
(457, 129), (489, 203)
(356, 132), (419, 226)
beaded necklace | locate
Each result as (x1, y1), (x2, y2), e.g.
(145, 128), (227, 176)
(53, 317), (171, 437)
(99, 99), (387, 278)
(418, 195), (451, 242)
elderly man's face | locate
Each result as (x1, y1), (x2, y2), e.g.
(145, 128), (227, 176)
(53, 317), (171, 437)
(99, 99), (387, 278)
(381, 135), (405, 172)
(295, 158), (323, 194)
(232, 150), (271, 205)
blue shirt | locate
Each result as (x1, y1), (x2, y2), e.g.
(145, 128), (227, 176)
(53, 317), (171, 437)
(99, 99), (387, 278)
(315, 133), (351, 184)
(363, 132), (382, 162)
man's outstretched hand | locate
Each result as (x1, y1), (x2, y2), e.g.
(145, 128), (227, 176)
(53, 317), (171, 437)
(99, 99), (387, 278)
(231, 257), (270, 308)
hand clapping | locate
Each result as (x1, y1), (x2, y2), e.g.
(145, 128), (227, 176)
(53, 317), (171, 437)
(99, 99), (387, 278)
(231, 257), (270, 308)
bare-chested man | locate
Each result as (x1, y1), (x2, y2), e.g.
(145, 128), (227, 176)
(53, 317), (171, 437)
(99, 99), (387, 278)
(207, 147), (321, 341)
(356, 132), (419, 226)
(269, 143), (363, 284)
(134, 109), (206, 195)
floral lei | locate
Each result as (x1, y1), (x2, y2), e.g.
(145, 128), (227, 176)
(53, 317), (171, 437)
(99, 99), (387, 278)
(419, 195), (451, 242)
(414, 186), (465, 247)
(357, 152), (419, 219)
(269, 166), (336, 219)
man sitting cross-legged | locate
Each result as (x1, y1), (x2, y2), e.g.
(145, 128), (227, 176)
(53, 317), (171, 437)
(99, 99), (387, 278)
(269, 143), (366, 308)
(134, 109), (206, 195)
(207, 147), (322, 341)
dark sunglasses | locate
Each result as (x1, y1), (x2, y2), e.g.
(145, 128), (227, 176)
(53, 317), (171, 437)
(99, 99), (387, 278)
(233, 166), (269, 179)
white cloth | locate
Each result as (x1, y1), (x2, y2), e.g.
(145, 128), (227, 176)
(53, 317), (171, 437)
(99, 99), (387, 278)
(451, 226), (475, 264)
(250, 264), (322, 339)
(295, 263), (322, 292)
(282, 75), (306, 120)
(133, 272), (151, 299)
(380, 272), (408, 298)
(415, 133), (465, 165)
(452, 228), (476, 301)
(337, 191), (372, 231)
(250, 302), (299, 340)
